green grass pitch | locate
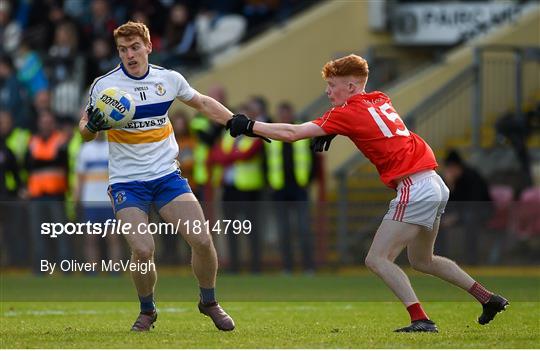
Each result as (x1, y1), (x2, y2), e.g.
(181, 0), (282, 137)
(1, 270), (539, 348)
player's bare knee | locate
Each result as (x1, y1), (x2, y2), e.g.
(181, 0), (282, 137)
(365, 254), (381, 272)
(410, 258), (433, 273)
(132, 246), (154, 261)
(190, 233), (213, 253)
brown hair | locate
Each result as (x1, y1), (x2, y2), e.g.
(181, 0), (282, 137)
(113, 21), (151, 46)
(321, 54), (369, 80)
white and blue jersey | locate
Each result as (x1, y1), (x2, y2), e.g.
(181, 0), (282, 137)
(87, 63), (195, 213)
(77, 139), (115, 221)
(77, 139), (110, 206)
(87, 63), (196, 185)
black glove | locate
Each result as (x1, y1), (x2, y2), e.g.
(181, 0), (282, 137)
(226, 114), (271, 143)
(311, 134), (336, 152)
(85, 106), (111, 133)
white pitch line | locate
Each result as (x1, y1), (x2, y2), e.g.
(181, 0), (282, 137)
(2, 303), (357, 317)
(3, 307), (189, 317)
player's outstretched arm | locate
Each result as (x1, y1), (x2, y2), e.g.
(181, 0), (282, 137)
(231, 114), (337, 151)
(228, 114), (325, 142)
(184, 92), (233, 125)
(222, 112), (322, 144)
(252, 121), (326, 142)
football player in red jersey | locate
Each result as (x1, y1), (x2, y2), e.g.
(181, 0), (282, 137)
(226, 54), (508, 332)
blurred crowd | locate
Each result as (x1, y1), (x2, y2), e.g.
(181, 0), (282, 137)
(0, 0), (315, 132)
(0, 0), (322, 274)
(0, 78), (325, 274)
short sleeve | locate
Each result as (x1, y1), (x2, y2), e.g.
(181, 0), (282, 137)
(86, 79), (104, 111)
(171, 70), (197, 101)
(311, 107), (352, 136)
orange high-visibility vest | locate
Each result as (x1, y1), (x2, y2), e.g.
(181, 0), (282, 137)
(27, 131), (68, 197)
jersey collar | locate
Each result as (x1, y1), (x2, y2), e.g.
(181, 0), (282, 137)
(347, 91), (387, 103)
(120, 63), (150, 80)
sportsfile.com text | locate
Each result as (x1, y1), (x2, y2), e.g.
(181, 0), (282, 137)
(40, 219), (252, 238)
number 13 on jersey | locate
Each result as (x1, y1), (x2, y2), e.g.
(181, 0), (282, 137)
(368, 103), (410, 138)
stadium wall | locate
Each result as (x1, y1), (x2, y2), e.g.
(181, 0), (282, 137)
(172, 0), (392, 113)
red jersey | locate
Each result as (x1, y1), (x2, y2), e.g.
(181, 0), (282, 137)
(312, 91), (438, 189)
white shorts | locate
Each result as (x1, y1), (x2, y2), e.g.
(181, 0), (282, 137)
(383, 170), (450, 230)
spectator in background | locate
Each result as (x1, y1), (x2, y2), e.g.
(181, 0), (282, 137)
(243, 0), (279, 32)
(48, 20), (80, 83)
(441, 149), (493, 264)
(25, 109), (70, 274)
(76, 132), (121, 275)
(195, 8), (246, 62)
(0, 109), (30, 167)
(0, 110), (29, 266)
(130, 10), (163, 52)
(0, 110), (21, 200)
(127, 0), (167, 37)
(0, 54), (26, 128)
(189, 84), (226, 199)
(14, 37), (50, 130)
(0, 109), (27, 267)
(496, 112), (534, 188)
(59, 116), (82, 224)
(62, 0), (89, 21)
(266, 102), (315, 273)
(48, 20), (84, 119)
(82, 0), (118, 40)
(162, 3), (201, 68)
(247, 95), (272, 123)
(26, 0), (72, 52)
(0, 0), (22, 54)
(32, 89), (51, 116)
(85, 36), (118, 87)
(14, 37), (49, 101)
(158, 109), (196, 264)
(172, 110), (196, 186)
(210, 104), (264, 273)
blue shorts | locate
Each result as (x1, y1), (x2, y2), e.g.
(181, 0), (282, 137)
(107, 170), (192, 214)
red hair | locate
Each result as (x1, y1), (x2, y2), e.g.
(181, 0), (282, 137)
(322, 54), (369, 80)
(113, 21), (151, 46)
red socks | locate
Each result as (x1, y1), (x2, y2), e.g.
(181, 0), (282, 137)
(405, 283), (493, 323)
(407, 302), (429, 322)
(468, 282), (493, 304)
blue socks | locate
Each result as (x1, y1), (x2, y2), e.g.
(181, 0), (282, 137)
(139, 289), (215, 311)
(139, 293), (155, 314)
(200, 287), (216, 304)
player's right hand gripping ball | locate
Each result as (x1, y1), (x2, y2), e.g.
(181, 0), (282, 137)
(311, 134), (336, 152)
(85, 106), (111, 133)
